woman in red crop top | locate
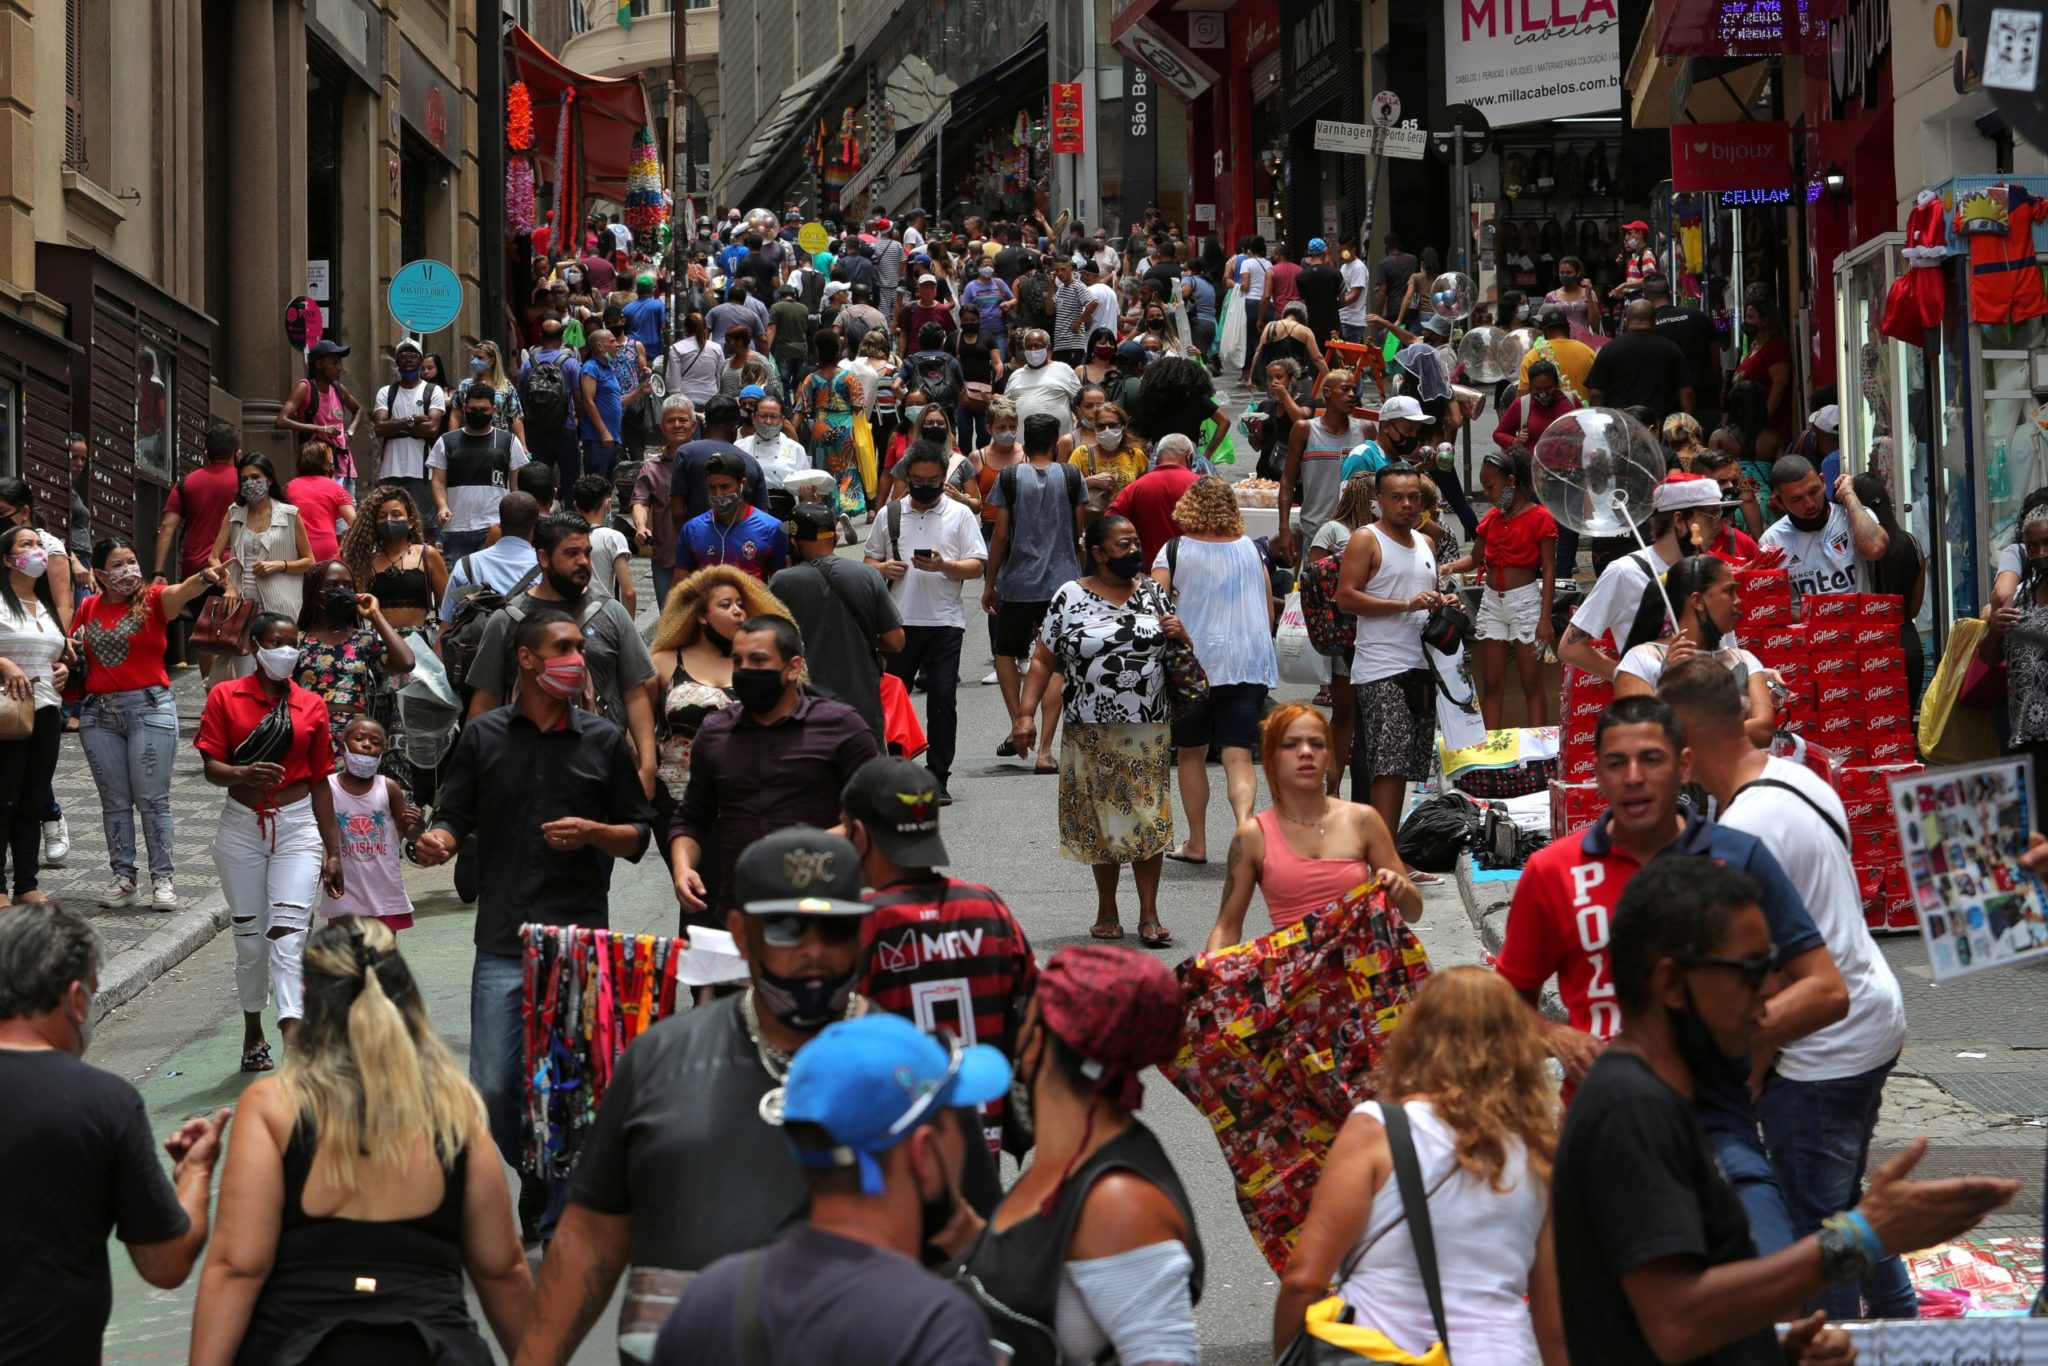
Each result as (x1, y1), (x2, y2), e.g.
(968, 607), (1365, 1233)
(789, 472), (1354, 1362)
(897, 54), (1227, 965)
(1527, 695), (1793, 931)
(195, 611), (342, 1073)
(1206, 704), (1421, 951)
(73, 537), (224, 912)
(1471, 447), (1559, 729)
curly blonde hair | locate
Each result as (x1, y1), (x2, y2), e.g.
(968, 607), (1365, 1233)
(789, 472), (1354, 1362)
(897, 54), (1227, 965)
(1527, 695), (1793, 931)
(1374, 966), (1558, 1190)
(652, 564), (797, 653)
(1172, 475), (1243, 537)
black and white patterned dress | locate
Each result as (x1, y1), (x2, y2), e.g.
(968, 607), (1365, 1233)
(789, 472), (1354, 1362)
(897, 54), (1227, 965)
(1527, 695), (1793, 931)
(1039, 578), (1174, 864)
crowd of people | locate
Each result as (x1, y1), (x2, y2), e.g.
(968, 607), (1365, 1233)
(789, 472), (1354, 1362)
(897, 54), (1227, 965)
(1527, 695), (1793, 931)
(2, 200), (2034, 1366)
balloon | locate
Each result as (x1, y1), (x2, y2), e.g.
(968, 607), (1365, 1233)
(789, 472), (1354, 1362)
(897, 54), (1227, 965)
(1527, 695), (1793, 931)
(1457, 326), (1507, 383)
(1429, 272), (1477, 320)
(1530, 408), (1665, 537)
(1494, 328), (1536, 381)
(743, 208), (779, 236)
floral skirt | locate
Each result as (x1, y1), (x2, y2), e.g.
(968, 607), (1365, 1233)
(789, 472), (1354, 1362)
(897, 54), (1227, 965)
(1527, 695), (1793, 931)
(1057, 721), (1174, 865)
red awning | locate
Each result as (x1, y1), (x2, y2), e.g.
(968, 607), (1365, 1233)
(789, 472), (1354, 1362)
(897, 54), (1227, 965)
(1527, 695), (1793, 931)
(509, 26), (653, 203)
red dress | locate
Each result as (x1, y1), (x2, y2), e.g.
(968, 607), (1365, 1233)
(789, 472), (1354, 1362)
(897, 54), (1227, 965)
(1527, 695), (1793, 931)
(1881, 194), (1949, 345)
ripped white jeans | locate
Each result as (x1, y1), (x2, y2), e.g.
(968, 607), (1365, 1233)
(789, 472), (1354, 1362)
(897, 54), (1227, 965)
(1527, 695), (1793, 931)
(212, 796), (322, 1021)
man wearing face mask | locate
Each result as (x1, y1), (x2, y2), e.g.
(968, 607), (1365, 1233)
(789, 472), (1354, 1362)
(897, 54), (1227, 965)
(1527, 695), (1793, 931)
(373, 340), (447, 536)
(518, 318), (584, 495)
(429, 383), (530, 563)
(677, 451), (789, 580)
(520, 827), (878, 1366)
(1002, 328), (1084, 437)
(740, 394), (811, 492)
(463, 514), (660, 803)
(0, 906), (230, 1361)
(649, 1009), (1007, 1366)
(866, 449), (984, 802)
(1517, 305), (1596, 403)
(1049, 258), (1089, 368)
(1644, 275), (1722, 431)
(771, 505), (905, 747)
(1758, 454), (1888, 603)
(416, 608), (653, 1245)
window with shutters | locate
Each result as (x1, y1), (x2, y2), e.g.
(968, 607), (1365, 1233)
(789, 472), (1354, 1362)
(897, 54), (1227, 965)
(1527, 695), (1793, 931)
(64, 0), (85, 169)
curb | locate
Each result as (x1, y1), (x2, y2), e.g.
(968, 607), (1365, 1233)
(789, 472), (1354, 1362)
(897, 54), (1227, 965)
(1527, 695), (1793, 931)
(96, 891), (231, 1018)
(1454, 851), (1565, 1023)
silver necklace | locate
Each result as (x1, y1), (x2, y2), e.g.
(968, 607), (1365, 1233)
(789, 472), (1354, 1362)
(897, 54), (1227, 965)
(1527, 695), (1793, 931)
(741, 986), (869, 1083)
(1278, 798), (1331, 837)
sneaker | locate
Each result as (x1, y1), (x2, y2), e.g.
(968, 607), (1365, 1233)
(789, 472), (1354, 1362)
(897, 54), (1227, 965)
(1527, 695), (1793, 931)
(981, 670), (1000, 685)
(151, 876), (177, 911)
(41, 817), (68, 867)
(98, 878), (139, 909)
(936, 788), (954, 806)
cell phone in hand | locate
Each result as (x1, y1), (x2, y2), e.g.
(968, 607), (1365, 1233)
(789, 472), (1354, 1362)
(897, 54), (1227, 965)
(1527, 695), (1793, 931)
(913, 548), (936, 564)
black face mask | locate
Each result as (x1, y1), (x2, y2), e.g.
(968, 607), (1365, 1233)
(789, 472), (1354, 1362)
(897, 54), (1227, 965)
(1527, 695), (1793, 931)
(465, 409), (494, 432)
(1104, 550), (1147, 581)
(1386, 432), (1421, 456)
(321, 586), (358, 620)
(916, 1140), (962, 1269)
(1692, 594), (1726, 650)
(704, 619), (735, 655)
(909, 481), (945, 505)
(731, 666), (788, 715)
(753, 961), (858, 1029)
(1668, 981), (1744, 1088)
(1786, 507), (1831, 533)
(375, 519), (411, 544)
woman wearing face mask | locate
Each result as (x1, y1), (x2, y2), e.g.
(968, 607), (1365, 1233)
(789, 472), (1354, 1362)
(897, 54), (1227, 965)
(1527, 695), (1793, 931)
(0, 523), (69, 910)
(1493, 360), (1576, 455)
(1068, 397), (1147, 514)
(874, 387), (935, 515)
(1544, 255), (1603, 345)
(1078, 327), (1121, 389)
(292, 560), (416, 762)
(958, 261), (1013, 356)
(716, 326), (763, 400)
(1732, 299), (1795, 443)
(945, 944), (1203, 1366)
(72, 537), (223, 910)
(954, 305), (1006, 453)
(339, 486), (447, 636)
(1615, 554), (1775, 744)
(210, 453), (315, 672)
(195, 611), (345, 1072)
(798, 326), (868, 505)
(1986, 505), (2048, 816)
(451, 341), (527, 447)
(1013, 516), (1188, 946)
(284, 442), (358, 563)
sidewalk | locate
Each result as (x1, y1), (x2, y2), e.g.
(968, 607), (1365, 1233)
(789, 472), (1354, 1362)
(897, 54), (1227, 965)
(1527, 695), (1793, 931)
(52, 664), (233, 1014)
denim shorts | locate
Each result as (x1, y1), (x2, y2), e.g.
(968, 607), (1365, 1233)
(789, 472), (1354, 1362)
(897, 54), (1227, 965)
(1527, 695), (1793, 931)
(1171, 682), (1269, 751)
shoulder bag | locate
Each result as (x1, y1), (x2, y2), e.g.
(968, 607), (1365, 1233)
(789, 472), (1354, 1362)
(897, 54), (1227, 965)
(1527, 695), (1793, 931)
(1275, 1102), (1454, 1365)
(191, 592), (256, 657)
(1148, 578), (1209, 721)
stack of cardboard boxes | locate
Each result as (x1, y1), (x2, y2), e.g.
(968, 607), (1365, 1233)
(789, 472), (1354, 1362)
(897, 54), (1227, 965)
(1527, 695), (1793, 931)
(1547, 566), (1924, 932)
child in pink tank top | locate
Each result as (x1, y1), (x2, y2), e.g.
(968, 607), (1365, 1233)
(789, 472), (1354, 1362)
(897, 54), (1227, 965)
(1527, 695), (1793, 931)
(324, 717), (419, 930)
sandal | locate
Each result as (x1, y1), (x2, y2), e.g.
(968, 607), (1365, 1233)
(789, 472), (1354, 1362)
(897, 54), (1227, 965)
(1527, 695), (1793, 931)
(1089, 922), (1126, 940)
(997, 738), (1018, 757)
(1033, 761), (1059, 775)
(1164, 844), (1207, 865)
(1138, 922), (1174, 948)
(240, 1041), (275, 1073)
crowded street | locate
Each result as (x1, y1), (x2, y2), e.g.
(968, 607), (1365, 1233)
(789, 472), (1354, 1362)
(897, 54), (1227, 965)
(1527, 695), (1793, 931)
(18, 2), (2048, 1363)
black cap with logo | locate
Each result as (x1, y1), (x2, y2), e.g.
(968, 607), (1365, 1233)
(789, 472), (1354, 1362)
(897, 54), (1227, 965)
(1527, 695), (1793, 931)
(842, 756), (949, 867)
(732, 826), (869, 916)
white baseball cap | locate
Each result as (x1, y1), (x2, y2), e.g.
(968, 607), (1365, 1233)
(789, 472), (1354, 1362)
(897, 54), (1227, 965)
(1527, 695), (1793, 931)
(917, 273), (938, 286)
(1810, 403), (1841, 435)
(1377, 396), (1437, 426)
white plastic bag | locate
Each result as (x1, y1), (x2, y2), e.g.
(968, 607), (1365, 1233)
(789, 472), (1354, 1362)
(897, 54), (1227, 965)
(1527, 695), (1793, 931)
(1428, 645), (1487, 751)
(1276, 591), (1328, 686)
(1220, 283), (1246, 372)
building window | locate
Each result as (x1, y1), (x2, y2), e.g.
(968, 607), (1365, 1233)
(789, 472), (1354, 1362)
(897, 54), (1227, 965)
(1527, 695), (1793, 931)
(136, 347), (170, 477)
(0, 379), (17, 479)
(64, 0), (85, 168)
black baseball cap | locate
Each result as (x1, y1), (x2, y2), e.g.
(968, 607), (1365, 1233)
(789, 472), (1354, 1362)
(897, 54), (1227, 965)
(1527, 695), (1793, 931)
(309, 339), (351, 359)
(705, 450), (749, 481)
(786, 503), (837, 541)
(733, 827), (869, 915)
(842, 757), (949, 866)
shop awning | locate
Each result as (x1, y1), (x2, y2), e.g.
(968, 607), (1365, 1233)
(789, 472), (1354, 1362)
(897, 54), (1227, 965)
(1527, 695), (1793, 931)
(1626, 16), (1776, 129)
(509, 26), (655, 203)
(947, 27), (1047, 131)
(716, 54), (852, 208)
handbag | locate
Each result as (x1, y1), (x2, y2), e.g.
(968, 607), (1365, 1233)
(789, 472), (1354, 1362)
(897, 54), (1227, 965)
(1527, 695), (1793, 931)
(1420, 600), (1472, 656)
(231, 695), (295, 769)
(0, 690), (32, 740)
(1275, 1103), (1454, 1365)
(1920, 616), (2002, 765)
(1961, 644), (2008, 711)
(1150, 580), (1210, 720)
(191, 593), (256, 657)
(960, 381), (993, 414)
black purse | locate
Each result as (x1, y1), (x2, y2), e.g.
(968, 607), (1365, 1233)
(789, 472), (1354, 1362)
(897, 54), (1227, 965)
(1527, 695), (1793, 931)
(1420, 600), (1472, 656)
(231, 696), (295, 769)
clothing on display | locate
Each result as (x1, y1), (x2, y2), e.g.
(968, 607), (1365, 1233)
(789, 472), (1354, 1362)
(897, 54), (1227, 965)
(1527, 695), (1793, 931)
(1881, 191), (1951, 345)
(1954, 184), (2048, 325)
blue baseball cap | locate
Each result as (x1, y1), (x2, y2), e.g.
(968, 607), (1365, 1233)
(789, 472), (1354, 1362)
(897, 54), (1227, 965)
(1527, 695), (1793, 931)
(1307, 237), (1328, 253)
(779, 1014), (1010, 1194)
(737, 383), (768, 401)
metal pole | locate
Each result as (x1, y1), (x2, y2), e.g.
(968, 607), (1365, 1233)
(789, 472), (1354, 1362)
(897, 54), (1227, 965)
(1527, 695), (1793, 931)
(936, 118), (944, 226)
(1452, 124), (1466, 275)
(477, 1), (507, 356)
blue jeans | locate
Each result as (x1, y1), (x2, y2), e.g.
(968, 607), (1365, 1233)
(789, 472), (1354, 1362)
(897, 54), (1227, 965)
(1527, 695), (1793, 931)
(439, 527), (491, 564)
(470, 951), (569, 1235)
(886, 625), (963, 786)
(1698, 1104), (1798, 1256)
(582, 438), (618, 487)
(777, 353), (806, 396)
(1341, 323), (1368, 344)
(1239, 296), (1263, 378)
(1756, 1058), (1920, 1320)
(1433, 460), (1480, 540)
(652, 562), (675, 612)
(535, 424), (580, 487)
(78, 686), (178, 881)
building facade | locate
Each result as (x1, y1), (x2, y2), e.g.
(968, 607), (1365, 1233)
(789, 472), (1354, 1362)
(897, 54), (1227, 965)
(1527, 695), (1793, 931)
(561, 0), (723, 212)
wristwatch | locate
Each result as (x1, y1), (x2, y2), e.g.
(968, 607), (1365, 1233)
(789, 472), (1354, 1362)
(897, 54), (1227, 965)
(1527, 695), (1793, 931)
(1817, 1213), (1876, 1285)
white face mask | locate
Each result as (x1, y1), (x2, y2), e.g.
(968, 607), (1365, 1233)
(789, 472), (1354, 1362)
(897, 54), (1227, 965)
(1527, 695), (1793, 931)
(255, 644), (298, 681)
(1025, 348), (1048, 367)
(342, 750), (383, 779)
(1098, 426), (1123, 446)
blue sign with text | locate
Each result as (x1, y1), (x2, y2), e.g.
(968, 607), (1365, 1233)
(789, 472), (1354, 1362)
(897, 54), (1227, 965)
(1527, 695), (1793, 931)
(386, 259), (462, 334)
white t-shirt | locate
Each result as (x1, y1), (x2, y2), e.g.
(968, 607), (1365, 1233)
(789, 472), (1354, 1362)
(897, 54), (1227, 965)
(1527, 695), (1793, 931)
(1006, 361), (1084, 437)
(1082, 281), (1120, 336)
(1570, 545), (1676, 644)
(864, 493), (984, 629)
(1238, 256), (1270, 302)
(1616, 642), (1763, 700)
(1311, 519), (1360, 556)
(375, 381), (447, 481)
(1999, 541), (2027, 580)
(1339, 258), (1372, 327)
(426, 431), (531, 532)
(1721, 757), (1907, 1081)
(587, 524), (631, 600)
(1759, 504), (1866, 601)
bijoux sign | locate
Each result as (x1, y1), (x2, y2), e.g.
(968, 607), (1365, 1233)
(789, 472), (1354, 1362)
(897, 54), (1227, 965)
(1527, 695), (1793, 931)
(1669, 121), (1792, 192)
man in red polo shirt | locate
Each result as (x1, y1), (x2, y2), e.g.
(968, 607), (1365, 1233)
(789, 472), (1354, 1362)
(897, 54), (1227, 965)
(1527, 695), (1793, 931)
(1107, 433), (1200, 564)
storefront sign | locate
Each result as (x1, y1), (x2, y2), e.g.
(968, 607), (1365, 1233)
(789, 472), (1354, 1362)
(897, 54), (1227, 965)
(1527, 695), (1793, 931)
(284, 296), (324, 351)
(398, 38), (462, 166)
(1051, 82), (1086, 154)
(306, 259), (331, 304)
(1669, 120), (1792, 192)
(1445, 0), (1622, 127)
(1124, 63), (1158, 229)
(1114, 20), (1219, 103)
(1829, 0), (1893, 117)
(387, 259), (463, 335)
(1280, 0), (1354, 126)
(1189, 13), (1226, 47)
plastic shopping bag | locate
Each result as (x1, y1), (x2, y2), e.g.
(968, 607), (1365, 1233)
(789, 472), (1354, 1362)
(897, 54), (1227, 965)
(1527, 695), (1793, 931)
(1276, 591), (1328, 686)
(1220, 284), (1246, 372)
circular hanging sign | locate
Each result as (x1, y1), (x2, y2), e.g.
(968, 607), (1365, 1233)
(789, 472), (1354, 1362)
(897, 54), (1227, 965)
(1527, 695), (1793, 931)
(386, 259), (463, 335)
(797, 221), (830, 255)
(1371, 91), (1402, 129)
(284, 295), (324, 351)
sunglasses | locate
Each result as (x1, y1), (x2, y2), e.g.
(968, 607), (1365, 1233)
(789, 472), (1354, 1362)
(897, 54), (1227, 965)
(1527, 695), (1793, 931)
(1676, 943), (1780, 989)
(886, 1029), (964, 1139)
(760, 913), (863, 949)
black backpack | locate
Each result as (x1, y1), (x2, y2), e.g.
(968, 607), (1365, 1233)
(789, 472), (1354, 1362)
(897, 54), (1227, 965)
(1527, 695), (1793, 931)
(521, 354), (572, 435)
(443, 558), (542, 702)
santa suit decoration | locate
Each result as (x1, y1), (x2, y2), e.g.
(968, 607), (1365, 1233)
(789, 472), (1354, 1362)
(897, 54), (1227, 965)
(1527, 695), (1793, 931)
(1881, 190), (1950, 345)
(1954, 184), (2048, 325)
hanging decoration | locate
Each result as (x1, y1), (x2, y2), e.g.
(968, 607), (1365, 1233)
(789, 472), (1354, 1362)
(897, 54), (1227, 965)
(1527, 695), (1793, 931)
(506, 156), (535, 238)
(553, 90), (577, 256)
(623, 123), (666, 240)
(507, 81), (535, 152)
(838, 108), (860, 170)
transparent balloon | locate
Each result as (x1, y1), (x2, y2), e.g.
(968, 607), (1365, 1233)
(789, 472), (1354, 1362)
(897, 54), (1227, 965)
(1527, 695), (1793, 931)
(743, 208), (779, 236)
(1530, 408), (1665, 537)
(1429, 272), (1477, 320)
(1494, 328), (1536, 381)
(1457, 326), (1507, 383)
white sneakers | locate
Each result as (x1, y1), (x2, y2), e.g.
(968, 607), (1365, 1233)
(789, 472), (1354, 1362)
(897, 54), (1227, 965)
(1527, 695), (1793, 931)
(95, 875), (175, 910)
(151, 876), (176, 910)
(99, 878), (137, 909)
(41, 817), (68, 867)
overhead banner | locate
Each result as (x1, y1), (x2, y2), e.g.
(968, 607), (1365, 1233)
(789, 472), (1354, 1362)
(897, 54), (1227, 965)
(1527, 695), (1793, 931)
(1443, 0), (1623, 127)
(1051, 82), (1086, 154)
(1112, 19), (1219, 103)
(1669, 120), (1791, 192)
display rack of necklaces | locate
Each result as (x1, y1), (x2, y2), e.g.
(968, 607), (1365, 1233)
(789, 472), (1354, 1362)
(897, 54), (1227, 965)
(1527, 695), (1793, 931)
(521, 924), (686, 1177)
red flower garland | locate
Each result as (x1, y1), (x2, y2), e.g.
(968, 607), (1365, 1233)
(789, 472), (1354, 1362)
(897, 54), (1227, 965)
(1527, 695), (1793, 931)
(508, 81), (535, 152)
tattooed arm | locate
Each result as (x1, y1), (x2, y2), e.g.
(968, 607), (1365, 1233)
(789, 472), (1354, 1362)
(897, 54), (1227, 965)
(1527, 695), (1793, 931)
(1206, 820), (1267, 954)
(516, 1204), (630, 1366)
(1555, 621), (1617, 681)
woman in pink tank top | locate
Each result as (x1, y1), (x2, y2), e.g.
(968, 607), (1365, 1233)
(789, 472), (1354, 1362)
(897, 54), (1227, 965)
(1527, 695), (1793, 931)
(1206, 703), (1423, 951)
